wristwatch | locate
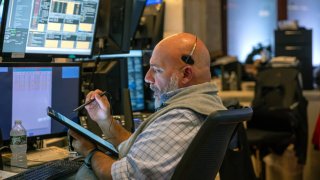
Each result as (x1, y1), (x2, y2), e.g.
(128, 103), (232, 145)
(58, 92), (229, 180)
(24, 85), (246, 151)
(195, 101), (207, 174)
(84, 148), (100, 169)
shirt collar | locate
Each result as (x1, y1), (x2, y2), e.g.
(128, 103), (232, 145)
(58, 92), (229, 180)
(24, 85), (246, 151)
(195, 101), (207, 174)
(158, 87), (184, 108)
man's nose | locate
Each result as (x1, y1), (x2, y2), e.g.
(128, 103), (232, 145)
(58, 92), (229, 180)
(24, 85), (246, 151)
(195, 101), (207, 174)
(144, 69), (154, 84)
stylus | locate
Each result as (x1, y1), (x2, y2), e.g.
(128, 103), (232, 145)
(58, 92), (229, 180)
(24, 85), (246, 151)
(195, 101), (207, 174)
(73, 91), (107, 112)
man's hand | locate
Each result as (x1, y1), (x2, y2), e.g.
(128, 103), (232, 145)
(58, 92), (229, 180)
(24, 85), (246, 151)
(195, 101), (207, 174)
(69, 129), (117, 179)
(84, 89), (131, 147)
(85, 89), (112, 124)
(68, 129), (96, 156)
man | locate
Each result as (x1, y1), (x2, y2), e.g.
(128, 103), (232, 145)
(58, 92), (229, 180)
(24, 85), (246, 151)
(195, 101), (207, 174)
(69, 33), (226, 179)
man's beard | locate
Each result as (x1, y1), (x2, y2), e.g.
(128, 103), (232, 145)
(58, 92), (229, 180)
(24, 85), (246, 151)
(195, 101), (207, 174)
(150, 74), (180, 109)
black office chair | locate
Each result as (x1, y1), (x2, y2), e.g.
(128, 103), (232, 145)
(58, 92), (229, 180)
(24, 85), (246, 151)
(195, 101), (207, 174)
(171, 107), (253, 180)
(219, 100), (257, 180)
(246, 67), (308, 179)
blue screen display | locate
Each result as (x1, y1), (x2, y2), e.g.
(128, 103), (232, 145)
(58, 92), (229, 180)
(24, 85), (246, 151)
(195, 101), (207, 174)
(127, 50), (145, 111)
(146, 0), (162, 6)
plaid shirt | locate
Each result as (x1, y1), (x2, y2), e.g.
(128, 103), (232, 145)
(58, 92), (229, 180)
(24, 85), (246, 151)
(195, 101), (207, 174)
(111, 109), (205, 179)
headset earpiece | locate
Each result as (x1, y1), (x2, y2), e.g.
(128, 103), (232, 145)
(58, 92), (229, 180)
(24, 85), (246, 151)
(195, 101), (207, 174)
(180, 36), (197, 65)
(181, 55), (195, 65)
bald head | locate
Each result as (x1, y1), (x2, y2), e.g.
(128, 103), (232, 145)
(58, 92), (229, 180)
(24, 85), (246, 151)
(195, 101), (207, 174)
(144, 33), (212, 106)
(152, 33), (212, 85)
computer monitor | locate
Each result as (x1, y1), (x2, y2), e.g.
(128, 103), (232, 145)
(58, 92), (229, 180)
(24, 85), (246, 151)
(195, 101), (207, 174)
(127, 50), (145, 111)
(78, 50), (146, 113)
(0, 0), (100, 61)
(130, 0), (147, 39)
(94, 0), (133, 54)
(81, 50), (145, 111)
(0, 62), (81, 145)
(133, 1), (165, 49)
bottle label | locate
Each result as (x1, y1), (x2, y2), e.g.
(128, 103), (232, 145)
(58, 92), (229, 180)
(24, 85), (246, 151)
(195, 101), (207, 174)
(10, 135), (27, 145)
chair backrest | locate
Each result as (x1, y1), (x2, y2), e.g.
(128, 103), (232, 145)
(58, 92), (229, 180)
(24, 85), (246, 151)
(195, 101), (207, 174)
(249, 67), (307, 131)
(248, 67), (308, 164)
(252, 67), (304, 109)
(171, 108), (253, 180)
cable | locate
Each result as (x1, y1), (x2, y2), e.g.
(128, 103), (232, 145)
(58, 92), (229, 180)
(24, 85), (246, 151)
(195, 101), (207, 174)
(88, 38), (105, 90)
(88, 52), (101, 90)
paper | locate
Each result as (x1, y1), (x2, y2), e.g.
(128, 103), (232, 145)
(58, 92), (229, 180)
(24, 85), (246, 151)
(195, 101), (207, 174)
(0, 170), (17, 179)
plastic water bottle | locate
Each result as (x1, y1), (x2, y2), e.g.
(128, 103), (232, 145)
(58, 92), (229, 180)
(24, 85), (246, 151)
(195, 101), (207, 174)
(10, 120), (27, 168)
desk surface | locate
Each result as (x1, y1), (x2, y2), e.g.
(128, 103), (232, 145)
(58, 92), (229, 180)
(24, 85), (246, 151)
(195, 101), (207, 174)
(2, 146), (70, 173)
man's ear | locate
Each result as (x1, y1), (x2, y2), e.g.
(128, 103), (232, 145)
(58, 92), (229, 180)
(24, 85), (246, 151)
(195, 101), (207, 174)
(181, 66), (193, 84)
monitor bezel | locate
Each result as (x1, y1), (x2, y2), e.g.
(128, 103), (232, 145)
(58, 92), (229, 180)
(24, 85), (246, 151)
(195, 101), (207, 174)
(0, 0), (100, 62)
(130, 0), (147, 40)
(0, 62), (82, 145)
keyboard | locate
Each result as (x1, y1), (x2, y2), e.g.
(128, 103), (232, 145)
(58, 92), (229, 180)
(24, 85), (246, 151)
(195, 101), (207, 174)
(4, 160), (83, 180)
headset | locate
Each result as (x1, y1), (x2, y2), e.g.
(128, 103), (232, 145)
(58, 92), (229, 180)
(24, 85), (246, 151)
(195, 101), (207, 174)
(180, 36), (197, 65)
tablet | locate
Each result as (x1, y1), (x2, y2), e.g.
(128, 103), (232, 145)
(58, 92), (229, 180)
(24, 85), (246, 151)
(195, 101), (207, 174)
(47, 106), (119, 157)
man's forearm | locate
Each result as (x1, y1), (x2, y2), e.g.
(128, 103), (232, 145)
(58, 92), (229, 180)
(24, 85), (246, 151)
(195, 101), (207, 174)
(91, 151), (117, 179)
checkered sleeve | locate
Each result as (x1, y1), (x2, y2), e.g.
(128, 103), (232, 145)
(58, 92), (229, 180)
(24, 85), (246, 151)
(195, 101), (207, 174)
(111, 109), (205, 179)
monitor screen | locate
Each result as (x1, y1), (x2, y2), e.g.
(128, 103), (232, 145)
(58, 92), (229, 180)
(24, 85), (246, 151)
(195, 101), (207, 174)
(146, 0), (162, 6)
(127, 50), (145, 111)
(0, 0), (100, 61)
(0, 62), (81, 144)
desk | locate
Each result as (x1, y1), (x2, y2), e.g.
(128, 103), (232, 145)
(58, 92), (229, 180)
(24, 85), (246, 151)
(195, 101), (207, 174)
(2, 146), (71, 174)
(218, 90), (320, 180)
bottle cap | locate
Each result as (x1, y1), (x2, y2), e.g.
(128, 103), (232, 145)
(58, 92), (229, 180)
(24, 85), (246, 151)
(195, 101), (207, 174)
(15, 120), (22, 124)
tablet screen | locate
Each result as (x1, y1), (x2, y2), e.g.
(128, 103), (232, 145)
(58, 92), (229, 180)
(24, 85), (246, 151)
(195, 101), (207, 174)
(47, 106), (118, 156)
